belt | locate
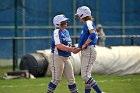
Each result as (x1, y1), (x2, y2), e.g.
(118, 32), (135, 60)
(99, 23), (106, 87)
(88, 45), (96, 47)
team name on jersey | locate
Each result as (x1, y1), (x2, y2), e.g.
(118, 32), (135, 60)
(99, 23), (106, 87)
(63, 37), (71, 41)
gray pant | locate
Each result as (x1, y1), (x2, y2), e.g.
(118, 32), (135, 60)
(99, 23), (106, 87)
(50, 53), (75, 85)
(81, 45), (97, 82)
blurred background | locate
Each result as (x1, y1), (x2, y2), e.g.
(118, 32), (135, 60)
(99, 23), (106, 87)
(0, 0), (140, 65)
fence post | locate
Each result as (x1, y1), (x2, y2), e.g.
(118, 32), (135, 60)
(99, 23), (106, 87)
(13, 0), (18, 71)
(12, 38), (17, 71)
(122, 0), (125, 45)
(131, 36), (134, 45)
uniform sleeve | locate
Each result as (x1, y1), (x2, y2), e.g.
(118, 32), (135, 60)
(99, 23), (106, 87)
(78, 41), (82, 48)
(86, 20), (94, 30)
(54, 30), (61, 45)
(66, 30), (72, 46)
(78, 34), (84, 48)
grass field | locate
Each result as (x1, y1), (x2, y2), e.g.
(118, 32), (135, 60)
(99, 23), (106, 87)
(0, 66), (140, 93)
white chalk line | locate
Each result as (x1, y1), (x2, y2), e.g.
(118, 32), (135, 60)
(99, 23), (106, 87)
(97, 79), (132, 82)
(1, 83), (46, 88)
(0, 78), (139, 88)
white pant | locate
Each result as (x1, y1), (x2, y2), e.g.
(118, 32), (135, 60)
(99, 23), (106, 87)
(81, 45), (97, 82)
(50, 53), (75, 85)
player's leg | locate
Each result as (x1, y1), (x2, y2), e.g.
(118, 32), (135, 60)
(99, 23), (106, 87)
(88, 46), (102, 93)
(47, 53), (64, 93)
(81, 49), (92, 93)
(81, 46), (102, 93)
(63, 57), (79, 93)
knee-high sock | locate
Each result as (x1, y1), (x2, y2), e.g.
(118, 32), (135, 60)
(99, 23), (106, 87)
(85, 82), (91, 93)
(47, 82), (57, 93)
(86, 77), (102, 93)
(68, 83), (79, 93)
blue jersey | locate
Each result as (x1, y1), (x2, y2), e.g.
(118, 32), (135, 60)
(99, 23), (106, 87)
(78, 20), (98, 48)
(51, 29), (72, 57)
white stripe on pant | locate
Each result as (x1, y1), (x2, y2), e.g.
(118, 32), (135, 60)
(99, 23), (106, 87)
(50, 53), (75, 85)
(81, 45), (97, 82)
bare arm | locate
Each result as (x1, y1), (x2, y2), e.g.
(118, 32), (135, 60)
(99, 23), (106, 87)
(56, 44), (74, 51)
(72, 48), (81, 54)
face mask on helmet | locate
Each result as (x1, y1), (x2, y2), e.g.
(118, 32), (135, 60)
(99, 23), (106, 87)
(75, 14), (83, 21)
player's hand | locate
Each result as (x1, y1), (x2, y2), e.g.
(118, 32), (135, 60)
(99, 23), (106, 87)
(72, 48), (81, 54)
(82, 44), (87, 50)
(69, 47), (75, 52)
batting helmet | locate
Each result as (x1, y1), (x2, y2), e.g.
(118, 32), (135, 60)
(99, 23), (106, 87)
(75, 6), (91, 19)
(53, 14), (68, 27)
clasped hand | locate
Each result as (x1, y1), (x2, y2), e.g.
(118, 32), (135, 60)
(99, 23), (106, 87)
(72, 48), (81, 54)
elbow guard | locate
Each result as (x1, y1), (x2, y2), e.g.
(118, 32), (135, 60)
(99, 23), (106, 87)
(89, 32), (96, 40)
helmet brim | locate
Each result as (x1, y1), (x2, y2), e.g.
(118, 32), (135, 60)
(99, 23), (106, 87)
(61, 18), (69, 22)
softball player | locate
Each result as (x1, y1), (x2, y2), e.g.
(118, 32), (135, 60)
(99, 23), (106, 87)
(47, 14), (78, 93)
(74, 6), (105, 93)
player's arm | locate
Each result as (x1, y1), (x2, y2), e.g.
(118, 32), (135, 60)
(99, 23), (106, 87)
(54, 31), (74, 52)
(82, 21), (96, 49)
(72, 48), (81, 54)
(85, 29), (94, 44)
(82, 29), (96, 49)
(56, 44), (74, 52)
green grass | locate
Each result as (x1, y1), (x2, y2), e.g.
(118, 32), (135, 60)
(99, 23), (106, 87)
(0, 66), (140, 93)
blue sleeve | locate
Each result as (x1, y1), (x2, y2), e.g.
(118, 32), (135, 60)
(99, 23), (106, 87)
(78, 34), (83, 48)
(89, 32), (96, 40)
(59, 31), (63, 44)
(78, 41), (82, 48)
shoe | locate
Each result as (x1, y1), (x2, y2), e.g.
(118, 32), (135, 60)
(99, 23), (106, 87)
(102, 92), (106, 93)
